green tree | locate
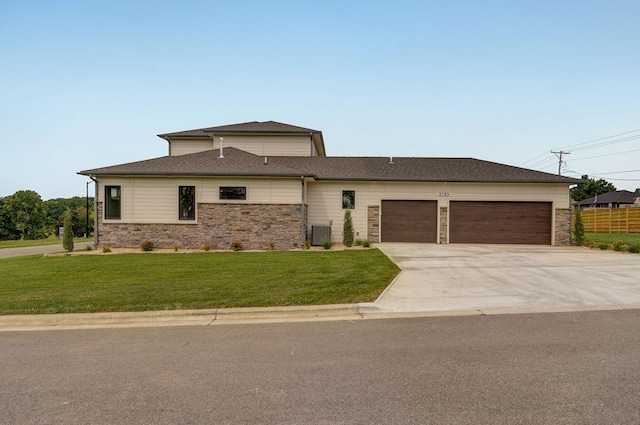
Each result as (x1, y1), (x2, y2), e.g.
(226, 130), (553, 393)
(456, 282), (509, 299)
(1, 190), (49, 240)
(342, 209), (354, 247)
(570, 175), (616, 202)
(62, 210), (74, 252)
(0, 197), (19, 240)
(573, 208), (585, 246)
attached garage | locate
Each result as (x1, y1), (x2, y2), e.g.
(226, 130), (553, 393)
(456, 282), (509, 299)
(381, 200), (437, 243)
(449, 201), (552, 245)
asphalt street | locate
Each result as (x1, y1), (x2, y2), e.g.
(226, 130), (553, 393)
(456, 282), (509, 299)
(2, 310), (639, 424)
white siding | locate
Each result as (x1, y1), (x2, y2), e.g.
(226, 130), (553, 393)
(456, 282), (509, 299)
(306, 181), (571, 242)
(213, 135), (312, 156)
(169, 139), (214, 156)
(98, 177), (302, 223)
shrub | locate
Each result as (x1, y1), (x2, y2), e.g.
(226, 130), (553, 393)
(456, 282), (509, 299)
(354, 239), (363, 246)
(342, 210), (354, 247)
(85, 245), (93, 251)
(230, 241), (243, 251)
(597, 243), (609, 251)
(361, 239), (371, 248)
(573, 208), (585, 246)
(304, 240), (311, 250)
(269, 242), (275, 251)
(628, 244), (640, 254)
(102, 246), (112, 253)
(322, 239), (333, 250)
(202, 243), (211, 251)
(140, 240), (154, 251)
(587, 240), (598, 249)
(62, 210), (74, 253)
(612, 240), (627, 252)
(174, 243), (179, 252)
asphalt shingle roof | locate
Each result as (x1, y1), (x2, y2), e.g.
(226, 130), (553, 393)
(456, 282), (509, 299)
(575, 190), (640, 205)
(157, 121), (321, 139)
(79, 148), (582, 184)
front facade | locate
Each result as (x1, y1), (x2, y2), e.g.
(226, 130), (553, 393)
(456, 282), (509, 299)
(80, 121), (580, 249)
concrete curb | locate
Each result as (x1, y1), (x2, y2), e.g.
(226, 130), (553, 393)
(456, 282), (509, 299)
(2, 302), (640, 332)
(0, 304), (367, 331)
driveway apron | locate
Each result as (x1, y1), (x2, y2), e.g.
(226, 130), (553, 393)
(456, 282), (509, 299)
(375, 243), (640, 313)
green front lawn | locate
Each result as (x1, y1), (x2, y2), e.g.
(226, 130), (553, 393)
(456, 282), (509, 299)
(0, 237), (92, 249)
(0, 250), (400, 315)
(585, 233), (640, 245)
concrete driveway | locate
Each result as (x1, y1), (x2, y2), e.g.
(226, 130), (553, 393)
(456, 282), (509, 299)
(374, 243), (640, 314)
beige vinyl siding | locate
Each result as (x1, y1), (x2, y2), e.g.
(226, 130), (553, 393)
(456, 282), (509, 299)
(306, 181), (571, 242)
(98, 177), (302, 223)
(169, 139), (214, 156)
(213, 135), (312, 156)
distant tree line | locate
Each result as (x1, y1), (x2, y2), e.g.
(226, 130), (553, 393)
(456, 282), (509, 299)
(0, 190), (94, 240)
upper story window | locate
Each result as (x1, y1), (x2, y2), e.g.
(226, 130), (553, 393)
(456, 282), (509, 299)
(342, 190), (355, 209)
(220, 187), (247, 200)
(179, 186), (196, 220)
(105, 186), (121, 219)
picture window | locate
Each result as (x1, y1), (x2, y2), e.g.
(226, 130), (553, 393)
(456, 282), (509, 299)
(105, 186), (121, 219)
(220, 187), (247, 200)
(342, 190), (355, 209)
(179, 186), (196, 220)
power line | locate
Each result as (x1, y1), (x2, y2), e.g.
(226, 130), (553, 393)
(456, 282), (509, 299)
(556, 128), (640, 150)
(565, 147), (640, 162)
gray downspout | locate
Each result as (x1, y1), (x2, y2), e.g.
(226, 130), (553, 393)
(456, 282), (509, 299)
(90, 176), (98, 247)
(301, 176), (306, 246)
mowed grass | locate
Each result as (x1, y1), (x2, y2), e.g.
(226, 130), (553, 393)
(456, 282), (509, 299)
(0, 237), (92, 249)
(585, 233), (640, 245)
(0, 250), (400, 315)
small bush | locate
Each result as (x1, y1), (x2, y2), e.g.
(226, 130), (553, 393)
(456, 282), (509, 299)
(342, 210), (354, 247)
(102, 246), (112, 253)
(202, 243), (211, 252)
(304, 240), (311, 250)
(612, 240), (627, 252)
(174, 243), (179, 252)
(628, 244), (640, 254)
(361, 239), (371, 248)
(322, 239), (333, 250)
(269, 242), (275, 251)
(140, 240), (154, 252)
(85, 245), (93, 251)
(62, 210), (74, 253)
(597, 243), (609, 251)
(354, 239), (363, 246)
(230, 241), (243, 251)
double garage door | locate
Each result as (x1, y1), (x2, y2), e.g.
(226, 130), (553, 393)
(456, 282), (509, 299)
(381, 200), (551, 245)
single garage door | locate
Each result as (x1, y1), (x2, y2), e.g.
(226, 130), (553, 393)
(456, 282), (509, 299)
(381, 200), (437, 242)
(449, 201), (551, 245)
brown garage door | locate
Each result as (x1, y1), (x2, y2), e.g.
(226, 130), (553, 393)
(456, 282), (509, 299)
(449, 201), (551, 245)
(381, 200), (437, 242)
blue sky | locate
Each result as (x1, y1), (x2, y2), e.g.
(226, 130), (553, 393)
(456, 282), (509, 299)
(1, 0), (639, 199)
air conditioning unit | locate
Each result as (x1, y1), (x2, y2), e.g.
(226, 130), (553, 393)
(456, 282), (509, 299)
(311, 225), (332, 246)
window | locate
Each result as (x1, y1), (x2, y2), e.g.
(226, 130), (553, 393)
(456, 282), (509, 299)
(220, 187), (246, 200)
(179, 186), (196, 220)
(342, 190), (355, 209)
(105, 186), (121, 219)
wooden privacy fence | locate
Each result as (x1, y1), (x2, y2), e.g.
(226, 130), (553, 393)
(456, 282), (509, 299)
(573, 208), (640, 233)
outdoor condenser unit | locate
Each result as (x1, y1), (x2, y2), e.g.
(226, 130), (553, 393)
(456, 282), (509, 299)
(311, 225), (332, 246)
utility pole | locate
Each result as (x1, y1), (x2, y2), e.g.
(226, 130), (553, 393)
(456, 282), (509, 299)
(551, 151), (570, 175)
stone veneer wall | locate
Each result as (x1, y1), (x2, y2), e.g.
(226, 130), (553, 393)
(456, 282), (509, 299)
(439, 207), (448, 244)
(367, 205), (380, 243)
(96, 202), (306, 250)
(554, 208), (571, 246)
